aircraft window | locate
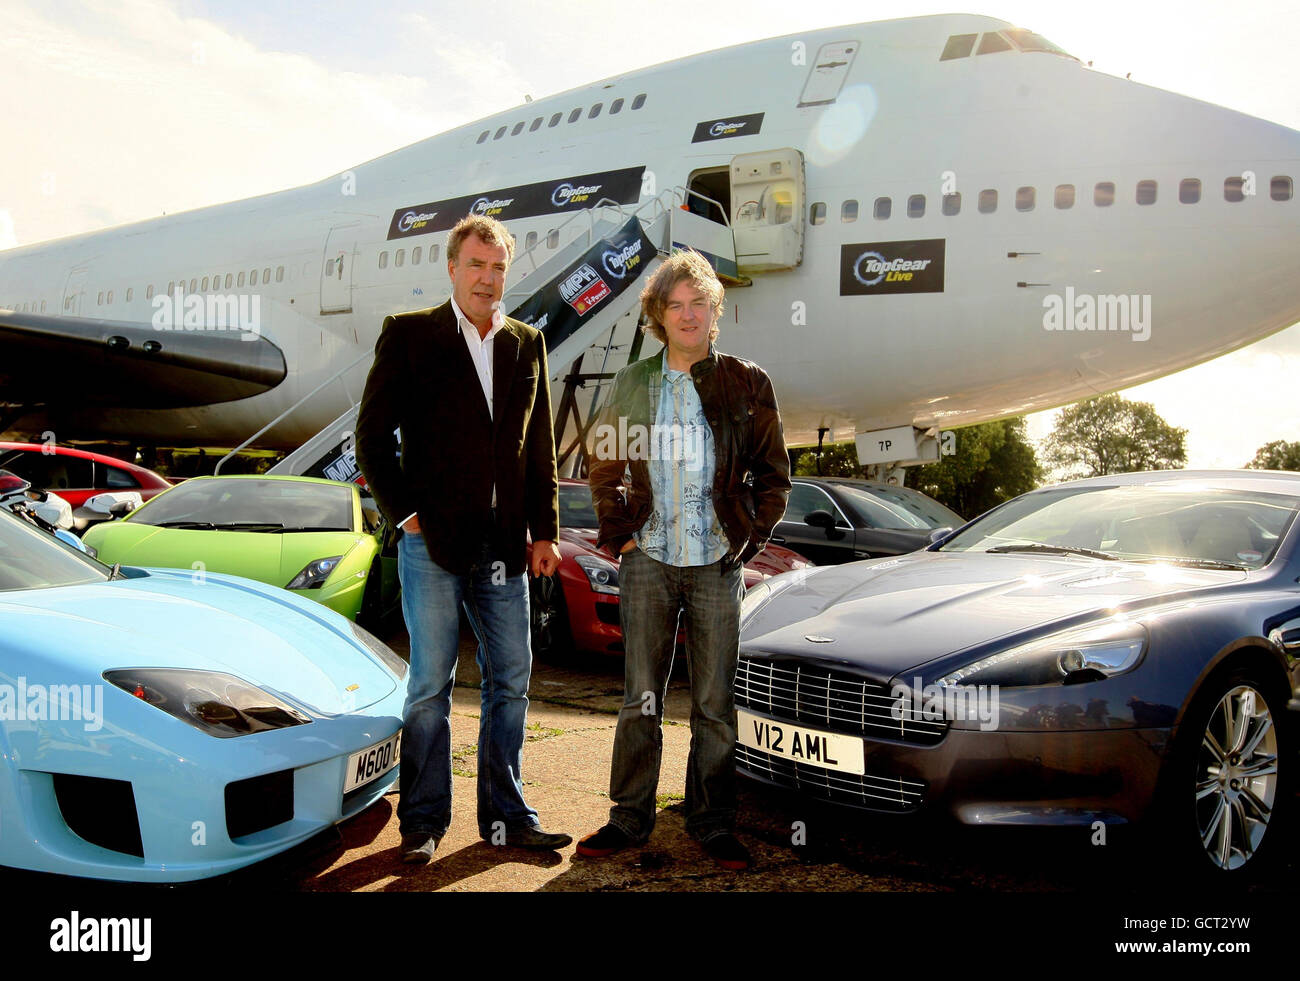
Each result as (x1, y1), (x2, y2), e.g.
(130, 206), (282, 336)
(212, 273), (220, 288)
(940, 33), (977, 61)
(529, 117), (542, 132)
(379, 252), (388, 270)
(237, 272), (245, 287)
(511, 122), (524, 136)
(65, 297), (73, 310)
(610, 98), (624, 114)
(276, 265), (284, 283)
(1003, 29), (1078, 60)
(942, 192), (961, 216)
(873, 197), (891, 219)
(395, 249), (405, 268)
(1224, 177), (1245, 202)
(631, 94), (646, 110)
(263, 267), (271, 284)
(546, 229), (559, 249)
(412, 246), (422, 265)
(589, 103), (603, 118)
(494, 126), (506, 140)
(224, 273), (232, 288)
(1094, 182), (1115, 207)
(189, 278), (197, 292)
(125, 287), (133, 301)
(525, 231), (538, 249)
(107, 290), (114, 304)
(97, 291), (104, 305)
(841, 200), (858, 222)
(976, 32), (1013, 55)
(202, 277), (210, 291)
(1016, 186), (1035, 211)
(908, 194), (926, 218)
(810, 202), (826, 225)
(247, 270), (255, 285)
(549, 113), (561, 127)
(1272, 176), (1293, 201)
(568, 108), (582, 123)
(167, 281), (174, 295)
(40, 301), (45, 312)
(978, 189), (997, 213)
(1136, 180), (1157, 205)
(430, 244), (440, 261)
(477, 131), (489, 144)
(1054, 184), (1074, 209)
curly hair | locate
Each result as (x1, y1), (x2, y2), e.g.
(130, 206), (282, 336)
(638, 248), (724, 346)
(447, 214), (516, 265)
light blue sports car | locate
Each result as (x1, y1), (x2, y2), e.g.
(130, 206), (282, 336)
(0, 505), (407, 882)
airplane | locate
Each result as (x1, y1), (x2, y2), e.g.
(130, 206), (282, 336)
(2, 12), (1298, 476)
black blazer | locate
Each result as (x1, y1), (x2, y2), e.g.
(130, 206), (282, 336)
(354, 300), (559, 576)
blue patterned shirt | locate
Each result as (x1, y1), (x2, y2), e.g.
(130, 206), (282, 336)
(634, 364), (729, 566)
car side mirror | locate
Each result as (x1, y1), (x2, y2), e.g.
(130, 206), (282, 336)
(929, 527), (954, 546)
(804, 509), (836, 529)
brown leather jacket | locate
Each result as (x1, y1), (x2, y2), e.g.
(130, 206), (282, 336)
(587, 347), (790, 564)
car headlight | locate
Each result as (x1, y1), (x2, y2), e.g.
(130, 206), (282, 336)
(104, 669), (312, 737)
(575, 554), (619, 594)
(351, 620), (408, 679)
(287, 555), (344, 589)
(740, 580), (773, 621)
(936, 620), (1148, 688)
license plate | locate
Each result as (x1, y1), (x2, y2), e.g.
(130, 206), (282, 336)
(344, 730), (401, 793)
(737, 710), (864, 775)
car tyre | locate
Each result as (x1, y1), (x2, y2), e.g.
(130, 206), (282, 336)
(1156, 664), (1291, 883)
(529, 573), (574, 663)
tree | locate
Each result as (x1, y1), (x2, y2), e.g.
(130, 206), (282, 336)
(792, 441), (862, 477)
(906, 418), (1043, 518)
(1043, 394), (1186, 478)
(1245, 439), (1300, 472)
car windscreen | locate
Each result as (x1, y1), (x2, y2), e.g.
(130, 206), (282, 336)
(939, 484), (1300, 570)
(834, 483), (964, 530)
(126, 478), (354, 531)
(0, 509), (109, 591)
(559, 483), (600, 529)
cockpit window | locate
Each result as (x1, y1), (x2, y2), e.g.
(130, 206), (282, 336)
(1004, 28), (1078, 60)
(976, 32), (1014, 55)
(940, 34), (977, 61)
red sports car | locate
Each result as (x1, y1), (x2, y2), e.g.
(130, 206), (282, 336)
(0, 442), (173, 509)
(529, 478), (812, 658)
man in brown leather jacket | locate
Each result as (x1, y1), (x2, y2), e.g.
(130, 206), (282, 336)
(577, 248), (790, 869)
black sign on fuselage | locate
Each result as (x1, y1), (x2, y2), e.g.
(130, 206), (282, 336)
(509, 216), (655, 351)
(839, 239), (946, 296)
(691, 112), (765, 143)
(386, 166), (645, 240)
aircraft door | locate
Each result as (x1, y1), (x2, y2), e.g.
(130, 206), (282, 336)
(62, 266), (88, 316)
(798, 41), (859, 107)
(730, 148), (805, 273)
(321, 224), (358, 314)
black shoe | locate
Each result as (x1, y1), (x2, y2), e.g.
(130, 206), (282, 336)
(700, 833), (751, 870)
(575, 823), (636, 858)
(501, 825), (573, 851)
(400, 831), (439, 865)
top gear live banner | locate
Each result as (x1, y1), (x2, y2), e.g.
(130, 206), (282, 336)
(509, 216), (656, 352)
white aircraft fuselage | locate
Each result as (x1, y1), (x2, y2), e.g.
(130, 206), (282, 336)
(2, 13), (1298, 450)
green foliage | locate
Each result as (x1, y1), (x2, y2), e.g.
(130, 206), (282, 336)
(1043, 394), (1186, 478)
(906, 419), (1043, 518)
(1245, 439), (1300, 472)
(792, 441), (862, 477)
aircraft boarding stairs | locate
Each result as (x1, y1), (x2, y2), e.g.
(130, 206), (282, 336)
(240, 188), (738, 482)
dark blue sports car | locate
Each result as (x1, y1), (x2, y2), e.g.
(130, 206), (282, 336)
(736, 469), (1300, 878)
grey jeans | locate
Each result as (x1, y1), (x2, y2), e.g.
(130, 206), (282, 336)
(607, 547), (746, 842)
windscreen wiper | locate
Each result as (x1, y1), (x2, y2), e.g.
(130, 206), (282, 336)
(986, 543), (1119, 560)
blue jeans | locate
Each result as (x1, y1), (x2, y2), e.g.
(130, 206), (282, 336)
(607, 548), (745, 842)
(396, 530), (539, 839)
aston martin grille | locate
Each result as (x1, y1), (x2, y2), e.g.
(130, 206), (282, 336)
(735, 656), (948, 746)
(735, 745), (926, 812)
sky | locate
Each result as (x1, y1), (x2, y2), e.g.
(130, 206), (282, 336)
(1, 0), (1298, 469)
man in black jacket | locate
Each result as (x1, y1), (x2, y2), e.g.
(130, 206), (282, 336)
(355, 215), (569, 864)
(577, 249), (790, 869)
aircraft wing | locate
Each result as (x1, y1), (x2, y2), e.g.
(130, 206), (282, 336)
(0, 310), (286, 409)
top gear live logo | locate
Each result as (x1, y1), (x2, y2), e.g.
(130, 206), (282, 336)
(839, 239), (946, 296)
(552, 182), (602, 207)
(601, 239), (645, 280)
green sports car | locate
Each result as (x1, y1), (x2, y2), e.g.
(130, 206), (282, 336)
(82, 475), (400, 625)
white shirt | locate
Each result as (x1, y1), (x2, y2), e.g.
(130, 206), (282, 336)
(399, 298), (505, 529)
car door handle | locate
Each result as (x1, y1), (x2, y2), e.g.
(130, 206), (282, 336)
(769, 536), (785, 545)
